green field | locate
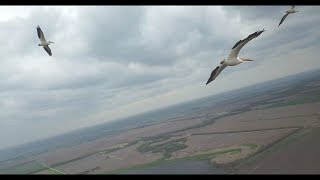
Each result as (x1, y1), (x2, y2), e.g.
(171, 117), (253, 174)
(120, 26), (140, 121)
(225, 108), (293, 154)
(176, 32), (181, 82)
(137, 137), (188, 158)
(182, 148), (242, 161)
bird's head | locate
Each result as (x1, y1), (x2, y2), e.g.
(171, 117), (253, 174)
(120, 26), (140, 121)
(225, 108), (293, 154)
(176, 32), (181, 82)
(38, 44), (41, 46)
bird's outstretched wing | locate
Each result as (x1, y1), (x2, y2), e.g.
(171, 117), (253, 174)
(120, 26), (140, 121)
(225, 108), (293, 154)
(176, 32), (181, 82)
(278, 13), (289, 27)
(37, 25), (46, 42)
(228, 29), (265, 59)
(206, 63), (227, 85)
(43, 46), (52, 56)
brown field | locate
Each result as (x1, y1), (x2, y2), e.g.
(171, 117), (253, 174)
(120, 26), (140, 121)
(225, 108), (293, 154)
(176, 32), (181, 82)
(189, 102), (320, 134)
(55, 143), (162, 174)
(236, 128), (320, 174)
(171, 128), (296, 159)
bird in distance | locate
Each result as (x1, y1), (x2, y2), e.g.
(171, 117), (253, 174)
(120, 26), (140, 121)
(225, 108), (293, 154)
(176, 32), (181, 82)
(278, 5), (298, 27)
(37, 25), (54, 56)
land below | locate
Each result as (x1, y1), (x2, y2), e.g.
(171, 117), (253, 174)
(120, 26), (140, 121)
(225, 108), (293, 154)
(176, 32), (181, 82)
(1, 69), (320, 174)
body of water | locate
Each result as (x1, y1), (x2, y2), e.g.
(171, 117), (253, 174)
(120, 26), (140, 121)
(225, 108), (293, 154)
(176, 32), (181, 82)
(120, 159), (225, 174)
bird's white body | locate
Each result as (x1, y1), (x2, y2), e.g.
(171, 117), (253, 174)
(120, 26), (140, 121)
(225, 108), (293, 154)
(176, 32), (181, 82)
(38, 41), (51, 46)
(224, 57), (244, 66)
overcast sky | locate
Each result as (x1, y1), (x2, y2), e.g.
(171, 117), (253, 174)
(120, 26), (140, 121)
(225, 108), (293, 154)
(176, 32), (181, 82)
(0, 6), (319, 149)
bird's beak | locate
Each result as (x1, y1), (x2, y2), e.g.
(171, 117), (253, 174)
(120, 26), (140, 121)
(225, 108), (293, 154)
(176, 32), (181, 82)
(242, 58), (254, 62)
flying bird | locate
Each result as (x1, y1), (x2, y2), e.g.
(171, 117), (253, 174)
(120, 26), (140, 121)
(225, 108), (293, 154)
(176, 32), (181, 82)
(37, 25), (54, 56)
(206, 29), (265, 85)
(278, 5), (298, 27)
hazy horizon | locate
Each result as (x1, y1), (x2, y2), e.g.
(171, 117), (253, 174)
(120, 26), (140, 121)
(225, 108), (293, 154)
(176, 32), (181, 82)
(1, 6), (320, 149)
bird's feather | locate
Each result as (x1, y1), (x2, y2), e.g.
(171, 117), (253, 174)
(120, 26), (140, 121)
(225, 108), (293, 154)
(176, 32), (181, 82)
(278, 13), (289, 27)
(43, 46), (52, 56)
(206, 64), (227, 85)
(228, 29), (265, 59)
(37, 25), (46, 42)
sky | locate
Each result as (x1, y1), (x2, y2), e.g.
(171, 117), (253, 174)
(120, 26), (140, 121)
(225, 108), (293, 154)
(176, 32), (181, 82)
(0, 6), (319, 149)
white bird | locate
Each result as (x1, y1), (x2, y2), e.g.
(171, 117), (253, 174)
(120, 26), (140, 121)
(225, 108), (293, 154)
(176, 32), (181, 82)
(278, 5), (298, 27)
(206, 29), (265, 85)
(37, 25), (54, 56)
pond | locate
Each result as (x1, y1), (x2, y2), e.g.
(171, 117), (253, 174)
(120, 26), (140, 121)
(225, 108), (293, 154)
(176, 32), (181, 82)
(120, 159), (225, 174)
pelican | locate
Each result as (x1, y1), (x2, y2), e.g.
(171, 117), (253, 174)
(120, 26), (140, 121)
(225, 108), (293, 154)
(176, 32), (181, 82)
(37, 25), (54, 56)
(278, 6), (298, 27)
(206, 29), (265, 85)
